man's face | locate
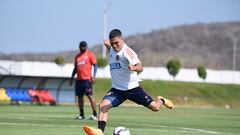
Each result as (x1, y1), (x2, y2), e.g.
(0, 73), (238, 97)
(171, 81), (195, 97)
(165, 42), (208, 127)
(79, 45), (87, 53)
(110, 36), (124, 52)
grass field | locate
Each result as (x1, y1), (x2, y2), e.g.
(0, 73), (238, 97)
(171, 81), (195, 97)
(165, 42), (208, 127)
(0, 105), (239, 135)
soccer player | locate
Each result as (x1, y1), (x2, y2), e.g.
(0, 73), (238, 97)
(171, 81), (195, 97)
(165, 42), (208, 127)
(83, 29), (174, 135)
(70, 41), (98, 120)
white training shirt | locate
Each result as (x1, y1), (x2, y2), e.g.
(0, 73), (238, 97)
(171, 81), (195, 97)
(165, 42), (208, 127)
(109, 43), (142, 90)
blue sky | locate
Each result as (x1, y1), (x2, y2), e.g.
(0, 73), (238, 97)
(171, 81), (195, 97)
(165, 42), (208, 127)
(0, 0), (240, 54)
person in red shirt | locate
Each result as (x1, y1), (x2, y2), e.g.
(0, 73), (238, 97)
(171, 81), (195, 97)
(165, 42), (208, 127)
(70, 41), (98, 120)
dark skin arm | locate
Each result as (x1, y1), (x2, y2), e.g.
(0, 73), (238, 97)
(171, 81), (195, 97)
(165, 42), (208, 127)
(69, 64), (77, 86)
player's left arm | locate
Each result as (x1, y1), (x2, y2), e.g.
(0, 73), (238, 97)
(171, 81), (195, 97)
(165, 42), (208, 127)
(124, 48), (143, 73)
(128, 63), (143, 72)
(92, 64), (98, 83)
(90, 52), (98, 84)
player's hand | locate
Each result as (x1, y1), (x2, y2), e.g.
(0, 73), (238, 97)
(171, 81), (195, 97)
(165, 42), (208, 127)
(91, 77), (96, 84)
(69, 78), (73, 86)
(128, 64), (136, 71)
(128, 63), (143, 72)
(103, 39), (111, 48)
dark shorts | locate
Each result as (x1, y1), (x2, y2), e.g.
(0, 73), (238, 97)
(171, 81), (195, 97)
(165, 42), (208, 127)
(103, 87), (153, 107)
(75, 80), (93, 96)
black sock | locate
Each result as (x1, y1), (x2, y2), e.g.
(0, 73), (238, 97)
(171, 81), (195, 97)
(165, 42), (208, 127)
(93, 111), (97, 116)
(160, 99), (165, 104)
(98, 121), (106, 132)
(80, 109), (84, 117)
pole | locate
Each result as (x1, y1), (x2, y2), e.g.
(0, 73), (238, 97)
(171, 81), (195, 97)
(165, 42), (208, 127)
(102, 1), (111, 58)
(232, 37), (237, 83)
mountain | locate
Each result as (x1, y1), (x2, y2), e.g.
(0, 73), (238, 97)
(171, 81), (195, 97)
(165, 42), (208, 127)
(1, 21), (240, 70)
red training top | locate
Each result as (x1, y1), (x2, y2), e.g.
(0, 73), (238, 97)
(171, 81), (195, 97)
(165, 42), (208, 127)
(74, 49), (97, 80)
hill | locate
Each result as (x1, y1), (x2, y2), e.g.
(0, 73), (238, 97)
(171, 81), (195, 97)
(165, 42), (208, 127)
(1, 21), (240, 70)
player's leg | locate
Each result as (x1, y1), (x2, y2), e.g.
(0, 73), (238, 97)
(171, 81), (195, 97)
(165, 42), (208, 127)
(148, 96), (174, 111)
(98, 99), (112, 131)
(83, 88), (126, 135)
(158, 96), (174, 109)
(126, 87), (174, 112)
(148, 96), (174, 110)
(75, 80), (85, 119)
(83, 99), (112, 135)
(85, 81), (98, 120)
(86, 95), (98, 120)
(147, 96), (164, 111)
(78, 95), (85, 117)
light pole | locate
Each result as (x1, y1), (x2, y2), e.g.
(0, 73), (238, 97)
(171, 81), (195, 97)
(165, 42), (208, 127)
(103, 1), (111, 58)
(232, 37), (237, 83)
(229, 33), (238, 84)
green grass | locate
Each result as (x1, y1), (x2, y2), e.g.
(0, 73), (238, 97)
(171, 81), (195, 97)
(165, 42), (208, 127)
(0, 105), (240, 135)
(93, 79), (240, 108)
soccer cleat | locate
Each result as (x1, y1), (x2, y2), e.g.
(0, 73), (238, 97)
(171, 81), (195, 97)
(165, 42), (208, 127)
(74, 115), (85, 120)
(89, 115), (98, 121)
(83, 125), (103, 135)
(158, 96), (174, 109)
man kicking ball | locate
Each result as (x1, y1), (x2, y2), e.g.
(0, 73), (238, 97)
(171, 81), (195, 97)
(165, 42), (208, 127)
(83, 29), (174, 135)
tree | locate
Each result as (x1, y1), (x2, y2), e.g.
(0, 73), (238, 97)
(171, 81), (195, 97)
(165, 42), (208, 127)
(166, 59), (181, 78)
(97, 57), (108, 67)
(197, 65), (207, 80)
(54, 56), (65, 65)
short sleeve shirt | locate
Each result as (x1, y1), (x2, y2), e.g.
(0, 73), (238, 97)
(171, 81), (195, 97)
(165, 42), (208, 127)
(109, 43), (142, 90)
(75, 49), (97, 80)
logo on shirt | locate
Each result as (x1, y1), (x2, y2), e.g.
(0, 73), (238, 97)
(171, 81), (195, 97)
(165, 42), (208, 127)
(78, 60), (86, 65)
(110, 62), (121, 70)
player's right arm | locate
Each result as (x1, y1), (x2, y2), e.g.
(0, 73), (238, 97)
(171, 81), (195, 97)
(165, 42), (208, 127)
(103, 39), (111, 52)
(70, 62), (77, 86)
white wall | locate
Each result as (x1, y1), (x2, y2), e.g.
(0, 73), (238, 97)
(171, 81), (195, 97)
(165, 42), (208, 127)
(0, 60), (239, 84)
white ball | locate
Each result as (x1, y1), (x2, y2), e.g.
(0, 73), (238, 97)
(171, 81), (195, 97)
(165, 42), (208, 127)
(113, 127), (131, 135)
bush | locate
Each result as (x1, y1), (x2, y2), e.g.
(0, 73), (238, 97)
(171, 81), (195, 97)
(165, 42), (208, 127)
(54, 56), (65, 65)
(97, 57), (108, 67)
(166, 59), (181, 78)
(197, 65), (207, 80)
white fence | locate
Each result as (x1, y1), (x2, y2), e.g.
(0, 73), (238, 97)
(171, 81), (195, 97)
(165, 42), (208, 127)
(0, 60), (239, 84)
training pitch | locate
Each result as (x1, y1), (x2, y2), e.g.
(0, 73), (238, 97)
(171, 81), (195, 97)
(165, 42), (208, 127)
(0, 105), (239, 135)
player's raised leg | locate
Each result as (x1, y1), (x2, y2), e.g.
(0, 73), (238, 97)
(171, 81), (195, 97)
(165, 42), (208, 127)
(148, 96), (174, 111)
(158, 96), (174, 109)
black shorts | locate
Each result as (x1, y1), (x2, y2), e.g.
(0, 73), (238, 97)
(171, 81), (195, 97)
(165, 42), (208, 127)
(103, 87), (153, 107)
(75, 80), (93, 96)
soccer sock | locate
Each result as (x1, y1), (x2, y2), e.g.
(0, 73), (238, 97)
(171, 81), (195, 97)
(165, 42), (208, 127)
(160, 99), (165, 104)
(93, 110), (97, 116)
(80, 109), (84, 117)
(98, 121), (106, 132)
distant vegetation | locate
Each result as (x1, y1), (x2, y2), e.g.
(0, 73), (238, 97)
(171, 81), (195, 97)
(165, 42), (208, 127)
(166, 59), (181, 78)
(53, 56), (65, 65)
(197, 65), (207, 80)
(1, 22), (240, 70)
(97, 57), (108, 67)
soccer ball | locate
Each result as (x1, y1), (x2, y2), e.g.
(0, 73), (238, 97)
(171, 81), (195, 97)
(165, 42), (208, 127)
(113, 127), (131, 135)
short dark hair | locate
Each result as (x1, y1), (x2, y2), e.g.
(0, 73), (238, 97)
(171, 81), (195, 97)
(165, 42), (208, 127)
(79, 41), (87, 47)
(109, 29), (122, 39)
